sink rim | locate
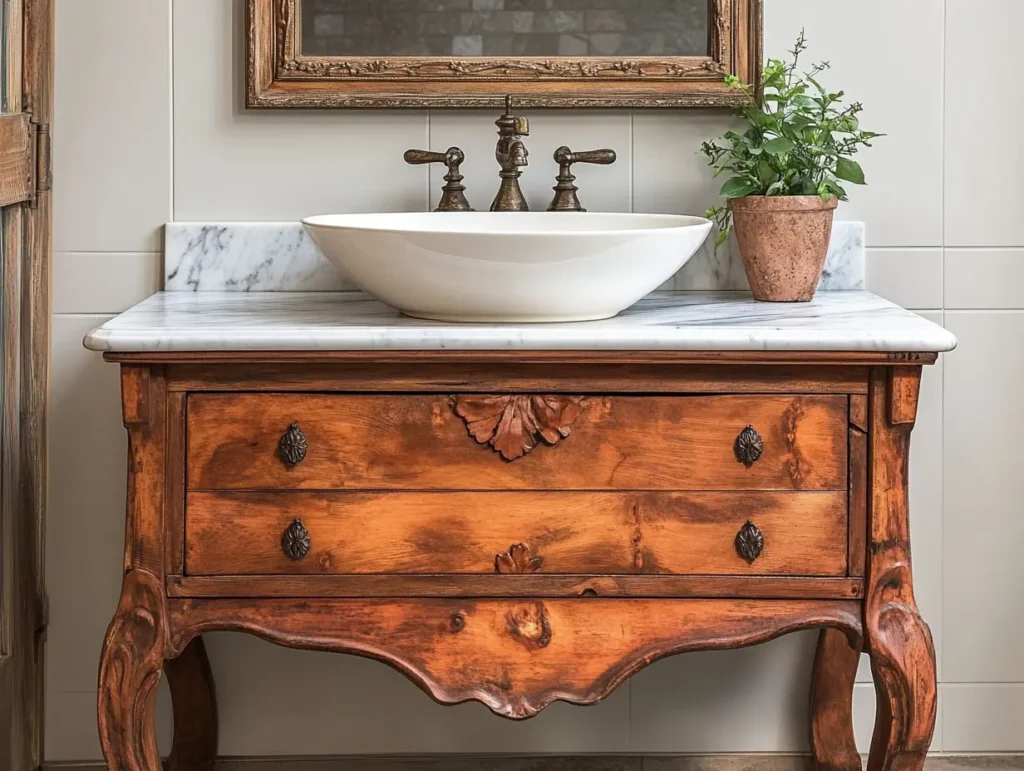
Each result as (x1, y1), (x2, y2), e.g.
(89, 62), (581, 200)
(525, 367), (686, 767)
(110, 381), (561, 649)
(302, 211), (712, 238)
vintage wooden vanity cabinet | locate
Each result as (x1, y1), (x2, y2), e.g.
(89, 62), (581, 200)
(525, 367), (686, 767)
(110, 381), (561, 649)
(87, 292), (953, 771)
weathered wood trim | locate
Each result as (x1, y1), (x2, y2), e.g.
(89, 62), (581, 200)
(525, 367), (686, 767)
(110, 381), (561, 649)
(167, 574), (865, 600)
(246, 0), (762, 109)
(0, 115), (34, 208)
(167, 598), (861, 719)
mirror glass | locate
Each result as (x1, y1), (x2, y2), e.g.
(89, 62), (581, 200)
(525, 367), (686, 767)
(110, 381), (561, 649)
(300, 0), (711, 58)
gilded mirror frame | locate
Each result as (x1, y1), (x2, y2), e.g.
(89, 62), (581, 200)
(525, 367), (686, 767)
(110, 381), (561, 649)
(247, 0), (762, 109)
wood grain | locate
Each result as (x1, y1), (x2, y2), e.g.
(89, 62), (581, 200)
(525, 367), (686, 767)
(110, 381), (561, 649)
(810, 628), (862, 771)
(865, 367), (937, 771)
(0, 114), (34, 207)
(167, 574), (865, 600)
(167, 598), (860, 719)
(164, 636), (217, 771)
(187, 394), (848, 492)
(185, 491), (849, 577)
(98, 570), (166, 771)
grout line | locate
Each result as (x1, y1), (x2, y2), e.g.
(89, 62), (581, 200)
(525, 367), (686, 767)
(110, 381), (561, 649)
(169, 0), (175, 225)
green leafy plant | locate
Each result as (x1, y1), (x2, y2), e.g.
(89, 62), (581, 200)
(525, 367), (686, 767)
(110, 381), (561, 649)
(701, 31), (882, 245)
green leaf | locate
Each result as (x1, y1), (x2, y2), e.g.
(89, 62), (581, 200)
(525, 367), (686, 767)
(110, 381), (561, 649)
(835, 157), (866, 185)
(762, 137), (796, 155)
(756, 160), (777, 186)
(719, 177), (760, 198)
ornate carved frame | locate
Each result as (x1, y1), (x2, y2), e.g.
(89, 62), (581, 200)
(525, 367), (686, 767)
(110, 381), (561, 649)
(247, 0), (763, 109)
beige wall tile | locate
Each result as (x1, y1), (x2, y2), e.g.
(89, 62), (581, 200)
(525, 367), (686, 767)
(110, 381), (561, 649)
(53, 253), (162, 314)
(628, 633), (816, 752)
(942, 685), (1024, 752)
(853, 683), (944, 753)
(632, 110), (739, 217)
(172, 0), (428, 220)
(946, 250), (1024, 309)
(428, 111), (631, 213)
(207, 633), (630, 755)
(867, 250), (944, 310)
(54, 0), (171, 252)
(763, 0), (944, 247)
(943, 312), (1024, 682)
(945, 0), (1024, 247)
(46, 315), (126, 696)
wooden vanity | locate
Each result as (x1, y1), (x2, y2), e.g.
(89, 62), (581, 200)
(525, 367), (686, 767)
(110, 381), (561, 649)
(86, 291), (955, 771)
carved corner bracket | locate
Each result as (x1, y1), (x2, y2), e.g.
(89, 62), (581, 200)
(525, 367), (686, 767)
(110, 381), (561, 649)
(452, 395), (585, 461)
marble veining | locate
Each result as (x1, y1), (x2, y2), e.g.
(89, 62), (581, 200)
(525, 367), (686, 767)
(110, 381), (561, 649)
(84, 290), (956, 353)
(165, 221), (865, 294)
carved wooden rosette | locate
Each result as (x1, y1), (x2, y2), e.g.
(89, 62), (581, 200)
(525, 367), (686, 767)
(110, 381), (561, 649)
(453, 395), (585, 461)
(98, 570), (167, 771)
(496, 543), (543, 574)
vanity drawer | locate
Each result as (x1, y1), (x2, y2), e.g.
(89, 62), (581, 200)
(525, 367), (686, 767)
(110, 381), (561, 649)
(184, 491), (849, 577)
(186, 393), (847, 491)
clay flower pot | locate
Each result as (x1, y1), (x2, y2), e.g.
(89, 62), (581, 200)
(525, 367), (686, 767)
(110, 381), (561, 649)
(729, 195), (838, 302)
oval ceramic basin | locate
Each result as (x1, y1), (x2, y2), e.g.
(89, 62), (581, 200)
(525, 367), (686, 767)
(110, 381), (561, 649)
(302, 211), (712, 323)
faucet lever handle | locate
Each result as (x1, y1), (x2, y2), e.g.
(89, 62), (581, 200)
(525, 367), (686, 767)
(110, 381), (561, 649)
(547, 146), (618, 212)
(404, 147), (474, 212)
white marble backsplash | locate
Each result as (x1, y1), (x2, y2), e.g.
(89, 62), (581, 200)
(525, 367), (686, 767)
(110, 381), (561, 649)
(165, 221), (865, 293)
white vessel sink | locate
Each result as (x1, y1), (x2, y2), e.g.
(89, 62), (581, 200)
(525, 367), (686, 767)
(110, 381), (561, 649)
(302, 212), (712, 323)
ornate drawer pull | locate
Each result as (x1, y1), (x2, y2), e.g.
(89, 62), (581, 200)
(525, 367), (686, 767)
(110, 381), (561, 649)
(281, 518), (311, 560)
(735, 520), (764, 564)
(496, 543), (543, 574)
(734, 425), (764, 467)
(278, 422), (308, 468)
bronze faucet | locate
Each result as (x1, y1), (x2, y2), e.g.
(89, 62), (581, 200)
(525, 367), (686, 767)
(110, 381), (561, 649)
(403, 147), (474, 212)
(547, 146), (617, 212)
(491, 95), (530, 212)
(404, 96), (617, 213)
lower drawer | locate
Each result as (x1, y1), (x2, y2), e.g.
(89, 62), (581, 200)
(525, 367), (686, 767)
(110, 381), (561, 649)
(184, 491), (849, 577)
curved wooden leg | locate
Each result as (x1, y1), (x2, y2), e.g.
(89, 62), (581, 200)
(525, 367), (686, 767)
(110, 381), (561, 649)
(810, 627), (862, 771)
(865, 594), (937, 771)
(98, 570), (166, 771)
(863, 368), (937, 771)
(165, 636), (218, 771)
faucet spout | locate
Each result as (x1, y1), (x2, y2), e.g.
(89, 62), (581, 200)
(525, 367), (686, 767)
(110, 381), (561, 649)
(491, 96), (531, 212)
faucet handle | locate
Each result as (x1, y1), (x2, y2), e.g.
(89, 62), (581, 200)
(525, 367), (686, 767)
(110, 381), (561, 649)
(404, 147), (474, 212)
(547, 146), (618, 212)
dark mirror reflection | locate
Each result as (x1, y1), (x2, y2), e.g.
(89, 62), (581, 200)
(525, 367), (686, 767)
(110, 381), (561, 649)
(300, 0), (711, 58)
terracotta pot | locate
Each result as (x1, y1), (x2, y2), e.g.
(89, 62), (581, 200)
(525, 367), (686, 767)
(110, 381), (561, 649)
(729, 195), (838, 302)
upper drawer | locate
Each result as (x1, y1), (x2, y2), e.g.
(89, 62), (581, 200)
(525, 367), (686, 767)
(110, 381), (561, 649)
(186, 393), (847, 491)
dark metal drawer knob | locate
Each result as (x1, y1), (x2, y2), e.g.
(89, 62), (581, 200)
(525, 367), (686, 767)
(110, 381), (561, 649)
(734, 425), (764, 467)
(735, 520), (764, 564)
(281, 518), (311, 560)
(278, 421), (308, 468)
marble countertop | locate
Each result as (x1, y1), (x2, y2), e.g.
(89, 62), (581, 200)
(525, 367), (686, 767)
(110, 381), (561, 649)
(83, 291), (957, 353)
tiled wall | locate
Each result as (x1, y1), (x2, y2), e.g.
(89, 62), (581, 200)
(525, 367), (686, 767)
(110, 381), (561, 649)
(300, 0), (709, 57)
(47, 0), (1022, 761)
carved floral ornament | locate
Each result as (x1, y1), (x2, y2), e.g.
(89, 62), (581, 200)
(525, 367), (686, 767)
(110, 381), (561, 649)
(452, 395), (585, 461)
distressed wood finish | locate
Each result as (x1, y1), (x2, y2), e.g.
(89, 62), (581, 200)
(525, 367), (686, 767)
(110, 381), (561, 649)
(810, 628), (862, 771)
(247, 0), (762, 109)
(1, 1), (53, 767)
(185, 491), (849, 577)
(168, 598), (860, 719)
(97, 352), (943, 766)
(164, 636), (217, 771)
(864, 367), (937, 771)
(187, 393), (848, 491)
(168, 574), (865, 600)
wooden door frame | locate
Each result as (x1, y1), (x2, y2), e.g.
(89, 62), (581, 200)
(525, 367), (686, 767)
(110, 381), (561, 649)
(0, 0), (52, 767)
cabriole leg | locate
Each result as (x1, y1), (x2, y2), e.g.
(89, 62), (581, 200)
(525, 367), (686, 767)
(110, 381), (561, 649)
(97, 570), (166, 771)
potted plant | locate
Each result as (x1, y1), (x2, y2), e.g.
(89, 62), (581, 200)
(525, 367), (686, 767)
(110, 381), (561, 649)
(701, 32), (882, 302)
